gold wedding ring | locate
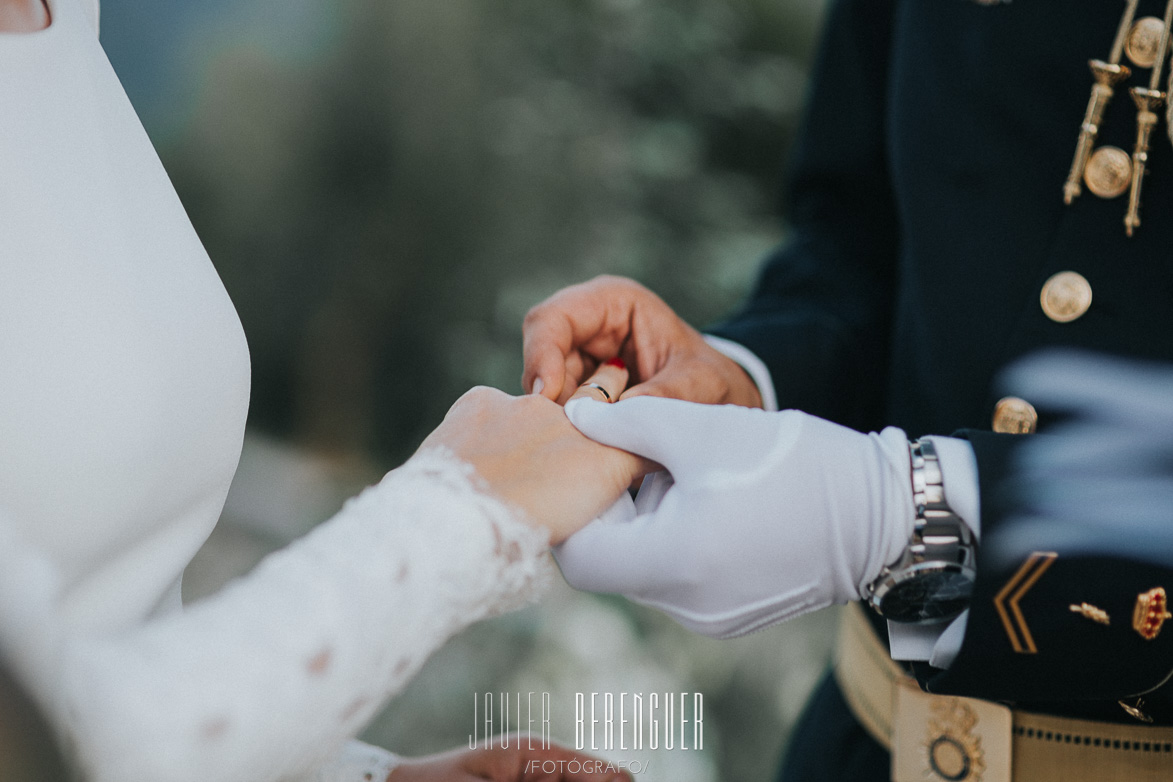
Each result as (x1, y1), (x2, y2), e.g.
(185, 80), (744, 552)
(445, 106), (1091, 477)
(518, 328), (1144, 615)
(567, 358), (629, 404)
(579, 382), (612, 402)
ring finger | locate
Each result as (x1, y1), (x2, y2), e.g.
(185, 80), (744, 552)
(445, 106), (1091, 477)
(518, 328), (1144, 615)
(567, 357), (629, 404)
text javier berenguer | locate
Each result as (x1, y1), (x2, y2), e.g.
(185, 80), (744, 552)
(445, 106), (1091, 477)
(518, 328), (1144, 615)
(470, 691), (703, 752)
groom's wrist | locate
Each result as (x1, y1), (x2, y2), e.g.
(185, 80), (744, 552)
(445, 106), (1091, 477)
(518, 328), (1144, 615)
(863, 438), (978, 625)
(702, 335), (777, 411)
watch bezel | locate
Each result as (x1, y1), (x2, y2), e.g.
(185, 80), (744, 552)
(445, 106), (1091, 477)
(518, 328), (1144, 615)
(869, 560), (976, 624)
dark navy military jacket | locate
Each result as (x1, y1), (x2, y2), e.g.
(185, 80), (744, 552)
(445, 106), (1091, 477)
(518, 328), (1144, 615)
(710, 0), (1173, 726)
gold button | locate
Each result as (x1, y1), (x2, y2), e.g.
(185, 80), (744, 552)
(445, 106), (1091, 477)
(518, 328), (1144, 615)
(1083, 146), (1132, 199)
(1126, 16), (1169, 69)
(1040, 271), (1092, 323)
(993, 396), (1038, 434)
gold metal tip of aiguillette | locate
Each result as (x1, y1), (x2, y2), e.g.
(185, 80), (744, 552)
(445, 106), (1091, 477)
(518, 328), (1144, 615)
(1130, 87), (1166, 111)
(1133, 587), (1173, 640)
(1091, 59), (1134, 85)
(1069, 602), (1110, 625)
(1124, 88), (1166, 237)
(1063, 61), (1132, 205)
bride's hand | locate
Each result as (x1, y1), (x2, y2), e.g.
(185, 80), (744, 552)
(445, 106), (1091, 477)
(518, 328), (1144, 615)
(417, 360), (652, 544)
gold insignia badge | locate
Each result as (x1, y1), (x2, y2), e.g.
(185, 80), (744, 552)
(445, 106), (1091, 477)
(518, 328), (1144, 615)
(924, 698), (986, 782)
(1119, 697), (1154, 723)
(1069, 602), (1110, 625)
(993, 552), (1057, 654)
(1132, 587), (1172, 640)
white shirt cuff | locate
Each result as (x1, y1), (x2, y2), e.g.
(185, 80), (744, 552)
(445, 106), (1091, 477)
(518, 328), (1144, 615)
(703, 335), (778, 411)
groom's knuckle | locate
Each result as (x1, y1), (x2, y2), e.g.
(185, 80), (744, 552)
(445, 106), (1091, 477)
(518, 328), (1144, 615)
(593, 273), (639, 292)
(522, 303), (546, 329)
(591, 273), (625, 288)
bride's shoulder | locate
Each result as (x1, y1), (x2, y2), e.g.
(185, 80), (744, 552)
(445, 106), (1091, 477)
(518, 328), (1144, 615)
(61, 0), (99, 34)
(82, 0), (98, 35)
(43, 0), (99, 34)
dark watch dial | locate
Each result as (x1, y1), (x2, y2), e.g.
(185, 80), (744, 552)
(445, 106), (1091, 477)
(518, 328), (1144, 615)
(875, 567), (974, 624)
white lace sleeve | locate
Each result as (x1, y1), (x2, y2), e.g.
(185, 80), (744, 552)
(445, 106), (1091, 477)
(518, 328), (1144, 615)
(0, 451), (551, 782)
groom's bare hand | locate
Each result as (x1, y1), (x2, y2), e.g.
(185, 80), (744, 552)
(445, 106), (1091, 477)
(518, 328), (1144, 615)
(388, 738), (630, 781)
(522, 275), (762, 408)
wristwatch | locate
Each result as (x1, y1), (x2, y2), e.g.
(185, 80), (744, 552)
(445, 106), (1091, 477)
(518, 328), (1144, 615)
(864, 438), (977, 624)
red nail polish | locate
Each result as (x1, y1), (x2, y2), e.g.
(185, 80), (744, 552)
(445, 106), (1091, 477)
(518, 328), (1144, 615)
(605, 357), (626, 370)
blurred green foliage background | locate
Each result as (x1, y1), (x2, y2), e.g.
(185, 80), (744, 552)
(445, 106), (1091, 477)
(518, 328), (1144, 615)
(105, 0), (827, 462)
(101, 1), (835, 779)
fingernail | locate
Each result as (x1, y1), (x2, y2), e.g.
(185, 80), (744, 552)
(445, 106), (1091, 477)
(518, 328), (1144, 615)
(532, 378), (545, 395)
(605, 357), (626, 370)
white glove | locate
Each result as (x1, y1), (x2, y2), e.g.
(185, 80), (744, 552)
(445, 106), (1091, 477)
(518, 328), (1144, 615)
(994, 350), (1173, 568)
(554, 398), (915, 638)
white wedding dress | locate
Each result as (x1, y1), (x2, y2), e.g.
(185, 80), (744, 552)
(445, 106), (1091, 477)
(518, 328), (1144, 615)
(0, 1), (550, 780)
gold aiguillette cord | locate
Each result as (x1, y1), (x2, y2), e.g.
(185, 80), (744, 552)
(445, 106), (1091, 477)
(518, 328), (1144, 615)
(1063, 0), (1138, 204)
(1124, 0), (1173, 235)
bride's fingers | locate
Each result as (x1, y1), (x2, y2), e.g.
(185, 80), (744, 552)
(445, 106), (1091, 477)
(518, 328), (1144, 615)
(566, 358), (660, 484)
(567, 357), (628, 404)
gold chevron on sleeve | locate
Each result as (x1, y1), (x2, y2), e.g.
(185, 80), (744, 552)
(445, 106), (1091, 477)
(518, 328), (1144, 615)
(993, 552), (1057, 654)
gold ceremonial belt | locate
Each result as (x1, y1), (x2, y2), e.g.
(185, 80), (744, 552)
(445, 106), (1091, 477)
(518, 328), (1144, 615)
(834, 603), (1173, 782)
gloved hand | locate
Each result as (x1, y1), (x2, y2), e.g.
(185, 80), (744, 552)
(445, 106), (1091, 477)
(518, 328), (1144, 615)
(554, 397), (915, 638)
(993, 350), (1173, 569)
